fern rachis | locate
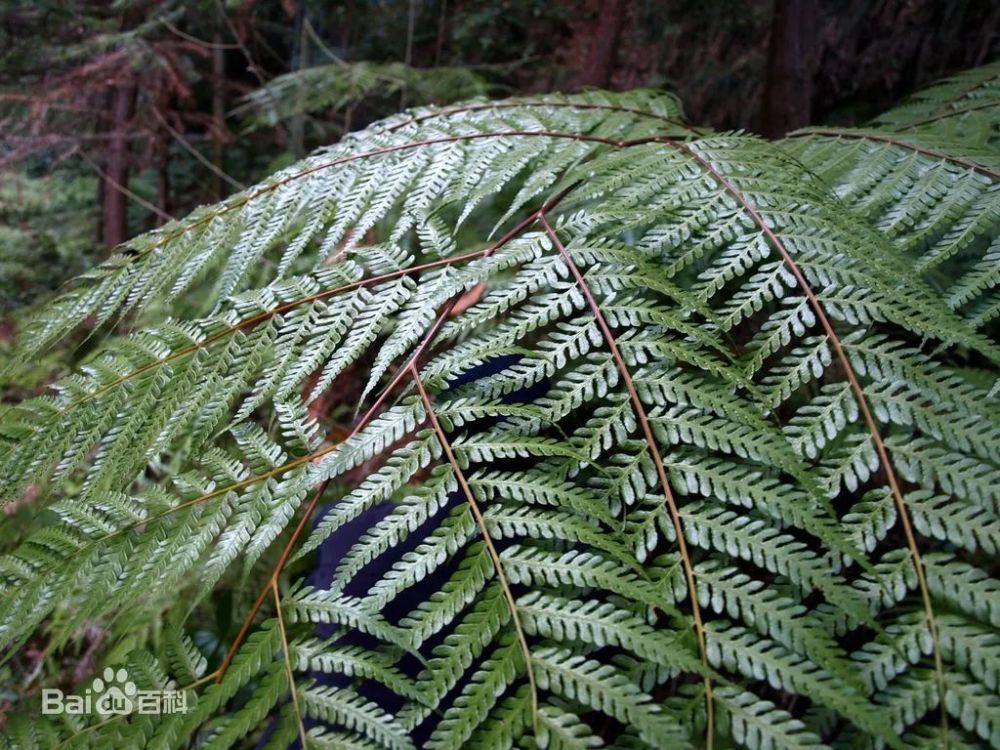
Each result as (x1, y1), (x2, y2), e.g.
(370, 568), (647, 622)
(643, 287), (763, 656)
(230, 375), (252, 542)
(1, 75), (999, 750)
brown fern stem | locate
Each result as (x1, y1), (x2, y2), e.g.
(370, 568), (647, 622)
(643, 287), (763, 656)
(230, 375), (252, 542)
(538, 212), (714, 750)
(787, 128), (999, 179)
(409, 362), (541, 735)
(215, 481), (327, 683)
(0, 196), (558, 669)
(215, 301), (459, 685)
(914, 72), (1000, 127)
(895, 101), (1000, 131)
(655, 137), (949, 746)
(386, 100), (704, 135)
(214, 193), (567, 682)
(272, 579), (308, 747)
(3, 190), (574, 619)
(66, 246), (497, 412)
(124, 129), (624, 266)
(48, 127), (615, 358)
(23, 202), (561, 623)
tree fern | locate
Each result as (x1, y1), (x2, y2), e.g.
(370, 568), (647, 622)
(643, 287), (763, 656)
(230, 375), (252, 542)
(232, 61), (493, 134)
(1, 71), (999, 750)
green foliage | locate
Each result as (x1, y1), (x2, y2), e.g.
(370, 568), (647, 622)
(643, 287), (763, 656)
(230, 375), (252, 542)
(0, 171), (100, 314)
(1, 66), (999, 750)
(233, 61), (494, 133)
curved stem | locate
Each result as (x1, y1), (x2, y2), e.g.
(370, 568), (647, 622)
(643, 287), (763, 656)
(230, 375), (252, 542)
(386, 100), (703, 135)
(57, 148), (589, 410)
(65, 246), (496, 412)
(214, 192), (565, 681)
(894, 101), (1000, 131)
(215, 482), (328, 682)
(273, 580), (308, 747)
(123, 129), (625, 264)
(656, 136), (948, 747)
(788, 128), (999, 179)
(538, 213), (714, 749)
(410, 362), (540, 734)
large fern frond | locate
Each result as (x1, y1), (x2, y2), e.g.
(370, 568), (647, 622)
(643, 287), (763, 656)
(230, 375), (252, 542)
(1, 67), (999, 750)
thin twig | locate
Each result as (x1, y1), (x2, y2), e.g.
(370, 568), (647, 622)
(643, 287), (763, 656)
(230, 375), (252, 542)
(304, 18), (344, 64)
(77, 150), (175, 223)
(153, 108), (245, 190)
(213, 0), (267, 87)
(161, 18), (241, 49)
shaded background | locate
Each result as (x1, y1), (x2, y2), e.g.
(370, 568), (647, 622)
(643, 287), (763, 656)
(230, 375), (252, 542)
(0, 0), (997, 324)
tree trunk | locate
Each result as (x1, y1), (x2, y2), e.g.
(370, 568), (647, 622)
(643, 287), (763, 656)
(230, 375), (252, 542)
(341, 0), (353, 60)
(760, 0), (818, 137)
(580, 0), (625, 89)
(101, 82), (137, 248)
(155, 120), (170, 226)
(289, 1), (308, 157)
(434, 0), (449, 67)
(211, 13), (226, 202)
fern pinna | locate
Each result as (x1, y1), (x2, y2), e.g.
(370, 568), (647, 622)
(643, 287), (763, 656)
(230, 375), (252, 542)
(1, 64), (999, 750)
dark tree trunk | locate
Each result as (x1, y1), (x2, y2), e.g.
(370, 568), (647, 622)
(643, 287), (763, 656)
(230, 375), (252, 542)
(580, 0), (625, 88)
(341, 0), (354, 59)
(211, 12), (227, 202)
(434, 0), (449, 67)
(760, 0), (819, 137)
(155, 121), (170, 227)
(289, 0), (307, 157)
(101, 82), (137, 248)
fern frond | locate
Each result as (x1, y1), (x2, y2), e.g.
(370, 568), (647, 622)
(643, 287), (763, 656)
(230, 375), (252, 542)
(3, 69), (1000, 749)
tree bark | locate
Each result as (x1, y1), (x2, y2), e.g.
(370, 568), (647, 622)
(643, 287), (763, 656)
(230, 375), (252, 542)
(580, 0), (625, 89)
(155, 120), (170, 227)
(211, 12), (226, 202)
(101, 82), (137, 248)
(289, 0), (308, 157)
(434, 0), (449, 67)
(760, 0), (819, 137)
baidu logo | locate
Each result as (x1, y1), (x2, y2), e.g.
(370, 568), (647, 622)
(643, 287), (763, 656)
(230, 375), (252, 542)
(42, 667), (188, 716)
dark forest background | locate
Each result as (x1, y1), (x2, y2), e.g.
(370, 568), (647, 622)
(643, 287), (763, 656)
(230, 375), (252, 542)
(1, 0), (997, 338)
